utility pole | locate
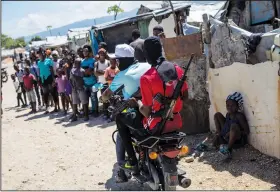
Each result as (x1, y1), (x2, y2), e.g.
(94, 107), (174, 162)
(169, 0), (178, 37)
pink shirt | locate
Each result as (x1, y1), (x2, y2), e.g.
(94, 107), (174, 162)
(55, 75), (67, 93)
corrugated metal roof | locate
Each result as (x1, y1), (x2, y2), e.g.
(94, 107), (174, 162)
(1, 49), (14, 57)
(68, 27), (91, 32)
(68, 27), (90, 39)
(92, 3), (191, 31)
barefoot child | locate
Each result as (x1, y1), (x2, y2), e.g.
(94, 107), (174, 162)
(11, 74), (25, 107)
(23, 67), (37, 113)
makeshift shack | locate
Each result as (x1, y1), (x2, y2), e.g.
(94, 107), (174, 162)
(68, 27), (91, 52)
(91, 3), (192, 53)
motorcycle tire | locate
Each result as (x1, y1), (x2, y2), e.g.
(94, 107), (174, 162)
(157, 161), (176, 191)
(2, 73), (8, 83)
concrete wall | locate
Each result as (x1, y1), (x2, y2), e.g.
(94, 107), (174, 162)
(208, 61), (280, 159)
(148, 14), (177, 38)
(174, 56), (210, 134)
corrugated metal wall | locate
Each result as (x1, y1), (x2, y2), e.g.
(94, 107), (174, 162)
(102, 24), (138, 53)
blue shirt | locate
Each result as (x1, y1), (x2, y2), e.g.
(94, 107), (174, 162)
(37, 58), (53, 81)
(109, 62), (151, 100)
(81, 57), (97, 86)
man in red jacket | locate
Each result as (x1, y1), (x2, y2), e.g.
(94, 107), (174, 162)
(119, 36), (188, 172)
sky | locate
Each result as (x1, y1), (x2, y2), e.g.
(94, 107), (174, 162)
(2, 1), (223, 38)
(2, 1), (157, 38)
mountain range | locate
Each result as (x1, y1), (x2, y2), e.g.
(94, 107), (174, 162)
(24, 8), (138, 42)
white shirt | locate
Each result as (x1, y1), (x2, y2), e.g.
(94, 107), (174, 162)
(53, 59), (61, 75)
(96, 60), (110, 84)
(15, 70), (24, 83)
(13, 81), (21, 93)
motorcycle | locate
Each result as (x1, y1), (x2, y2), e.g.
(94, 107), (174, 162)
(106, 54), (195, 190)
(112, 128), (191, 190)
(1, 67), (8, 83)
(106, 86), (192, 191)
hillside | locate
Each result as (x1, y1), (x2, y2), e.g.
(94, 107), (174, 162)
(24, 8), (138, 42)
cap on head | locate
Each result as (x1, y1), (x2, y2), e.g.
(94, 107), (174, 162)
(113, 44), (134, 59)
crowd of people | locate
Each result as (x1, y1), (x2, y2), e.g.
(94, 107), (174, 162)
(9, 25), (249, 183)
(12, 41), (120, 122)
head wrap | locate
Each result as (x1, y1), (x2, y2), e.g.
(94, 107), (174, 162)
(226, 92), (244, 111)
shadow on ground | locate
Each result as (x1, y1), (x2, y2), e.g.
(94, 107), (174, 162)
(104, 163), (151, 191)
(184, 134), (280, 190)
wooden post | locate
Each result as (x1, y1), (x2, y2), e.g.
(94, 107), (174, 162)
(169, 0), (178, 36)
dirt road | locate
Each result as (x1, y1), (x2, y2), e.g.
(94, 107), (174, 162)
(2, 64), (280, 190)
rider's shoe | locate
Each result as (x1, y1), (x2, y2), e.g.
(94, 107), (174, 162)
(120, 161), (138, 174)
(115, 169), (128, 183)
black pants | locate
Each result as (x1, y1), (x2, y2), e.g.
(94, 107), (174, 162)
(116, 110), (145, 165)
(17, 93), (24, 106)
(41, 76), (59, 107)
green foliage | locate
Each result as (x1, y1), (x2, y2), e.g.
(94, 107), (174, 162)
(1, 34), (26, 49)
(29, 36), (43, 44)
(107, 5), (124, 20)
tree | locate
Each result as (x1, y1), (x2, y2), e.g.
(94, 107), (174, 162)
(29, 36), (43, 44)
(1, 34), (27, 49)
(14, 37), (26, 48)
(107, 4), (124, 20)
(46, 25), (52, 36)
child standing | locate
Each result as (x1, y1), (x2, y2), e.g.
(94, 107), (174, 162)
(102, 55), (120, 120)
(11, 74), (25, 107)
(23, 67), (37, 113)
(54, 68), (70, 115)
(70, 58), (89, 122)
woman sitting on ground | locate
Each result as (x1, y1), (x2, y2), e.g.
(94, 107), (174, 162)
(213, 92), (250, 158)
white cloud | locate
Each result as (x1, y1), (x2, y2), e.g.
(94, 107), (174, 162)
(3, 1), (224, 38)
(4, 1), (150, 38)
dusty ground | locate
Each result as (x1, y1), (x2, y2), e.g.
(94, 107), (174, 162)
(2, 64), (280, 190)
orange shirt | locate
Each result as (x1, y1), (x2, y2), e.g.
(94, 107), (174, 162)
(104, 67), (120, 85)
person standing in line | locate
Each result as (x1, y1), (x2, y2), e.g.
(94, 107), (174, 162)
(25, 58), (42, 106)
(129, 29), (146, 62)
(81, 45), (98, 117)
(94, 48), (110, 119)
(11, 74), (25, 107)
(14, 64), (27, 107)
(51, 50), (61, 76)
(69, 58), (89, 122)
(23, 67), (37, 113)
(54, 68), (69, 115)
(37, 47), (59, 113)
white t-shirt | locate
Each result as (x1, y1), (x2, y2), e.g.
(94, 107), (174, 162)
(53, 59), (61, 75)
(96, 60), (110, 84)
(15, 70), (24, 83)
(13, 81), (21, 93)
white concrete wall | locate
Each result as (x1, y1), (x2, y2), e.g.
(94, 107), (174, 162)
(148, 14), (177, 38)
(208, 61), (280, 159)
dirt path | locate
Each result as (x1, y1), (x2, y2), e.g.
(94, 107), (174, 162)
(2, 64), (280, 190)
